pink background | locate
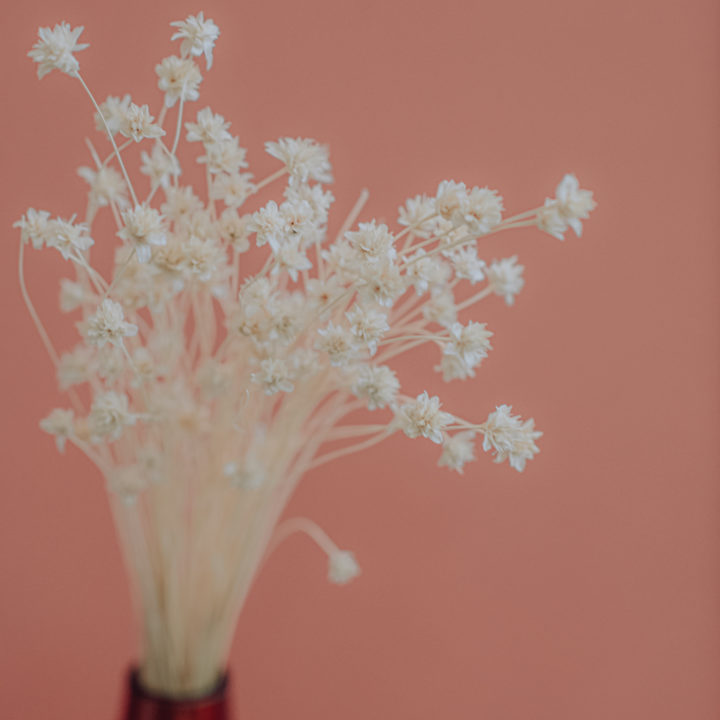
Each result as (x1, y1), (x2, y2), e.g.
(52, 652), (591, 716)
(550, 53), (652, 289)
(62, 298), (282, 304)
(2, 0), (719, 717)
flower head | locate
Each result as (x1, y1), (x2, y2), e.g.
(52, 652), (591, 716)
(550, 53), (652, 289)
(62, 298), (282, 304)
(481, 405), (542, 472)
(85, 299), (138, 347)
(265, 138), (333, 184)
(328, 550), (361, 585)
(170, 12), (219, 69)
(397, 391), (453, 444)
(39, 408), (75, 452)
(487, 256), (524, 306)
(155, 56), (202, 108)
(28, 22), (88, 79)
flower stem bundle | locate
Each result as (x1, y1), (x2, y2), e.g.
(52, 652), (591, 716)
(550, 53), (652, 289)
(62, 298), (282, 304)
(19, 14), (596, 696)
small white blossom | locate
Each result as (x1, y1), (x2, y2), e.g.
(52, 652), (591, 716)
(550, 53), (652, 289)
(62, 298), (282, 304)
(95, 95), (132, 136)
(346, 221), (396, 266)
(449, 246), (486, 284)
(537, 199), (568, 241)
(328, 550), (361, 585)
(423, 287), (457, 327)
(89, 391), (136, 442)
(460, 187), (504, 235)
(140, 142), (181, 189)
(316, 322), (358, 367)
(481, 405), (542, 472)
(405, 249), (451, 296)
(350, 364), (399, 410)
(198, 137), (248, 174)
(28, 23), (88, 79)
(39, 408), (75, 452)
(218, 209), (251, 252)
(398, 195), (437, 238)
(554, 174), (596, 237)
(435, 180), (467, 225)
(118, 206), (167, 263)
(118, 103), (165, 143)
(210, 172), (255, 208)
(170, 12), (219, 69)
(438, 431), (476, 473)
(85, 299), (138, 347)
(487, 256), (524, 306)
(265, 137), (333, 184)
(251, 357), (294, 395)
(271, 238), (312, 282)
(46, 218), (94, 260)
(396, 391), (453, 444)
(14, 208), (53, 249)
(77, 165), (129, 209)
(57, 346), (93, 390)
(445, 322), (493, 370)
(346, 304), (389, 356)
(185, 107), (232, 144)
(155, 56), (202, 108)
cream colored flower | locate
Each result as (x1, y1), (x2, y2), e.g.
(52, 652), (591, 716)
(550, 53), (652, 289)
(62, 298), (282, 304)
(487, 256), (524, 306)
(265, 137), (332, 184)
(89, 391), (136, 442)
(118, 206), (167, 263)
(350, 365), (399, 410)
(396, 391), (452, 444)
(481, 405), (542, 472)
(85, 299), (138, 347)
(28, 23), (88, 79)
(170, 12), (219, 69)
(14, 208), (53, 249)
(155, 56), (202, 108)
(438, 431), (476, 473)
(119, 103), (165, 143)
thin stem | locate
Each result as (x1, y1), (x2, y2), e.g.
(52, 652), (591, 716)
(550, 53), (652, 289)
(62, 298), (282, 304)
(76, 73), (139, 207)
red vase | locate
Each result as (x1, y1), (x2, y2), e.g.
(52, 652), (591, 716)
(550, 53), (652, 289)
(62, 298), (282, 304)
(122, 668), (231, 720)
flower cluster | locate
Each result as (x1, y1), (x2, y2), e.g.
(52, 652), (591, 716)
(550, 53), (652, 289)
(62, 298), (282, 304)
(19, 14), (595, 697)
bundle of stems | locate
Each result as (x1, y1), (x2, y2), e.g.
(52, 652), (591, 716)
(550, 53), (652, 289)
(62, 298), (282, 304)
(18, 14), (595, 695)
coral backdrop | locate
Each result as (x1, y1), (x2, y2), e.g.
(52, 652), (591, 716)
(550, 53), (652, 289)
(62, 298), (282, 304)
(1, 0), (718, 718)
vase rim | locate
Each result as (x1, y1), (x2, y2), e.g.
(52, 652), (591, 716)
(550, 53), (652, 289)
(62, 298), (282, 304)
(128, 667), (229, 705)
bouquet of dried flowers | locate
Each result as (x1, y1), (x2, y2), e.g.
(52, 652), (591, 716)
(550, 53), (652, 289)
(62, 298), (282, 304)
(17, 13), (595, 697)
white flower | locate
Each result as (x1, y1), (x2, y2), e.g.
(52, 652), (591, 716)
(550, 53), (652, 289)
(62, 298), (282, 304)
(423, 287), (457, 327)
(316, 322), (358, 367)
(396, 391), (453, 444)
(398, 195), (437, 238)
(346, 221), (396, 266)
(271, 238), (312, 282)
(198, 137), (248, 174)
(251, 357), (294, 395)
(28, 23), (88, 79)
(185, 107), (232, 144)
(405, 249), (451, 296)
(218, 209), (251, 252)
(449, 246), (486, 284)
(155, 56), (202, 108)
(46, 218), (94, 260)
(140, 142), (181, 189)
(435, 180), (467, 225)
(170, 12), (219, 69)
(265, 137), (333, 184)
(350, 364), (399, 410)
(445, 321), (493, 370)
(481, 405), (542, 472)
(328, 550), (361, 585)
(39, 408), (75, 452)
(210, 172), (255, 208)
(438, 431), (476, 473)
(85, 299), (138, 347)
(460, 187), (504, 235)
(77, 165), (129, 209)
(487, 256), (524, 306)
(14, 208), (52, 249)
(248, 201), (284, 248)
(537, 199), (568, 240)
(118, 103), (165, 143)
(118, 206), (167, 263)
(554, 174), (596, 237)
(357, 261), (406, 308)
(89, 391), (136, 442)
(346, 305), (389, 356)
(95, 95), (132, 136)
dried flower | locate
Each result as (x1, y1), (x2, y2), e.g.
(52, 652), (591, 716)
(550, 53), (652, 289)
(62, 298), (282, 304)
(28, 22), (88, 79)
(397, 392), (453, 444)
(481, 405), (542, 472)
(170, 12), (219, 69)
(85, 299), (138, 346)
